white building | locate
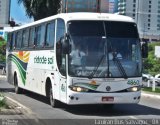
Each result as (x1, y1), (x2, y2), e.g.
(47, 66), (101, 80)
(155, 46), (160, 58)
(0, 0), (10, 28)
(118, 0), (160, 41)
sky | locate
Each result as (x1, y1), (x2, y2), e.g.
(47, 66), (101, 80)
(10, 0), (33, 25)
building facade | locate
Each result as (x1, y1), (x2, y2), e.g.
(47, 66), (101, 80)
(0, 0), (10, 28)
(61, 0), (110, 13)
(100, 0), (109, 13)
(61, 0), (98, 12)
(118, 0), (160, 41)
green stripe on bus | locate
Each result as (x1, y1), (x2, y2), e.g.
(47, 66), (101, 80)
(8, 58), (26, 85)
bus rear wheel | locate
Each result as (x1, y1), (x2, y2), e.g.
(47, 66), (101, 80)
(14, 74), (22, 94)
(49, 86), (59, 108)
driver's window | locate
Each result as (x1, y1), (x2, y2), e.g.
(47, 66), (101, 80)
(56, 18), (66, 76)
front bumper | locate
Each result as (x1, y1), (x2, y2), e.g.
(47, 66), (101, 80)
(67, 91), (141, 105)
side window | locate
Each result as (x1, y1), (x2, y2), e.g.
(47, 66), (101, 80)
(56, 19), (65, 42)
(15, 31), (22, 49)
(7, 33), (12, 51)
(12, 32), (16, 50)
(46, 21), (55, 47)
(56, 19), (66, 76)
(8, 33), (11, 50)
(22, 29), (29, 48)
(36, 24), (46, 48)
(29, 27), (35, 48)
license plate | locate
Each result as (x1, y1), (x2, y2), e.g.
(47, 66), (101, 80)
(102, 97), (114, 102)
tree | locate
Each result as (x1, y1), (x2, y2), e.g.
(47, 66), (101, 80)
(18, 0), (61, 21)
(0, 37), (6, 62)
(143, 42), (160, 75)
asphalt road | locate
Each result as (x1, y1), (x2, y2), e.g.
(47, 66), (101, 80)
(1, 77), (160, 125)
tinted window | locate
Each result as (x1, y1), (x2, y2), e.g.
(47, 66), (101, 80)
(16, 31), (22, 49)
(56, 19), (65, 42)
(7, 33), (12, 51)
(12, 32), (16, 49)
(22, 29), (29, 48)
(56, 19), (66, 76)
(36, 24), (46, 48)
(68, 21), (105, 36)
(29, 27), (35, 48)
(105, 22), (138, 38)
(46, 21), (55, 47)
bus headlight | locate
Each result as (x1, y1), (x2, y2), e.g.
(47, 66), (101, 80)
(127, 86), (141, 92)
(69, 86), (89, 92)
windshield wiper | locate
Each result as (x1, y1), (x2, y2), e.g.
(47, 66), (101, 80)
(113, 57), (128, 79)
(88, 55), (105, 79)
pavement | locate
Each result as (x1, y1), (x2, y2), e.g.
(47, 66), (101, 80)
(141, 91), (160, 99)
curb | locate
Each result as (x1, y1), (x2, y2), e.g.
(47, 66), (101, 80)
(5, 96), (33, 115)
(141, 91), (160, 99)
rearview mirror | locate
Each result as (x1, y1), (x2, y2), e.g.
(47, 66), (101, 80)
(61, 36), (69, 54)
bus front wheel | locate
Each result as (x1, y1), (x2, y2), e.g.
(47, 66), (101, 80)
(49, 86), (59, 108)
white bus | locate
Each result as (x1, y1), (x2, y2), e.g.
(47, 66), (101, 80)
(6, 13), (147, 107)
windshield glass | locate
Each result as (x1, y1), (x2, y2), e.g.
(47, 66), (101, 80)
(68, 21), (142, 78)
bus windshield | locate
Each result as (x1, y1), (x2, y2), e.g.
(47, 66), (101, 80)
(68, 21), (142, 78)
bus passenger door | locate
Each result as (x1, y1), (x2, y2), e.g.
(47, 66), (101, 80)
(57, 54), (67, 103)
(55, 18), (67, 103)
(56, 40), (67, 103)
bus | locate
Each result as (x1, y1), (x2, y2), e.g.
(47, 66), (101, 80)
(6, 13), (147, 107)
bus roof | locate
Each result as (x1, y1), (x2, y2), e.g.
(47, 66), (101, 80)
(11, 12), (135, 32)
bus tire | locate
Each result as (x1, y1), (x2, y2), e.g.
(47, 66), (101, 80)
(14, 73), (22, 94)
(49, 85), (59, 108)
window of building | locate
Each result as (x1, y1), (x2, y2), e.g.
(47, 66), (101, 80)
(133, 14), (135, 17)
(149, 5), (151, 8)
(149, 1), (151, 4)
(46, 21), (55, 48)
(133, 4), (136, 8)
(148, 23), (150, 27)
(148, 19), (150, 22)
(148, 10), (151, 12)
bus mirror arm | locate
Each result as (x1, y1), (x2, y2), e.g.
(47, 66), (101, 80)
(141, 41), (148, 58)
